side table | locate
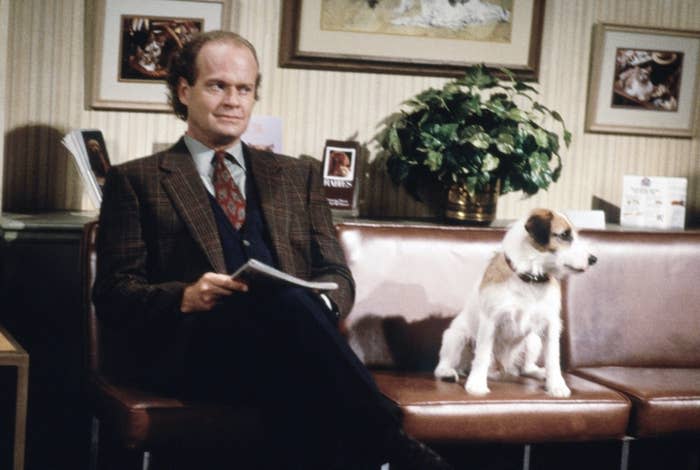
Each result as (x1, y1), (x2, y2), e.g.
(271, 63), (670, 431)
(0, 324), (28, 470)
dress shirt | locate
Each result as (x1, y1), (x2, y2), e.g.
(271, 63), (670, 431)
(184, 134), (247, 200)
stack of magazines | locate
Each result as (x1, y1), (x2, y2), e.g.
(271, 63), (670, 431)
(61, 129), (111, 208)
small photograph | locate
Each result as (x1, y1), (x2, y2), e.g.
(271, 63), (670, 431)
(81, 130), (111, 186)
(323, 146), (356, 181)
(119, 16), (202, 81)
(611, 47), (684, 111)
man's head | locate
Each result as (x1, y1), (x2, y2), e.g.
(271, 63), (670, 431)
(167, 31), (261, 149)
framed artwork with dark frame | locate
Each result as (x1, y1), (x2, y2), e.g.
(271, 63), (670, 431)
(280, 0), (546, 81)
(585, 23), (700, 137)
(321, 140), (361, 215)
(90, 0), (227, 112)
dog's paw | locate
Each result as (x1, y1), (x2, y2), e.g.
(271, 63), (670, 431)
(465, 377), (490, 396)
(522, 365), (546, 380)
(434, 364), (460, 382)
(546, 378), (571, 398)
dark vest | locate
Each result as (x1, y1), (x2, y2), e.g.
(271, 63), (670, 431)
(208, 164), (277, 274)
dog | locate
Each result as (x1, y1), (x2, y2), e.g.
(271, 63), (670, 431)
(434, 209), (597, 397)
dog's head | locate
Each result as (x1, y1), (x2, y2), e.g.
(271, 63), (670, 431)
(523, 208), (597, 275)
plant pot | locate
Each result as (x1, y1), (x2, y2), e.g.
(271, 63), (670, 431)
(444, 181), (500, 225)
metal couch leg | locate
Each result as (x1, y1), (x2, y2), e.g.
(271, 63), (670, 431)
(620, 436), (633, 470)
(89, 417), (100, 470)
(522, 444), (532, 470)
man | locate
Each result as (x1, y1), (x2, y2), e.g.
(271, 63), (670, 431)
(93, 30), (452, 469)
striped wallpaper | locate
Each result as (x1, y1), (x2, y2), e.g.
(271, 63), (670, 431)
(1, 0), (699, 225)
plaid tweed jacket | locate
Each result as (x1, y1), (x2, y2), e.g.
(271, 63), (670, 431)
(93, 138), (355, 333)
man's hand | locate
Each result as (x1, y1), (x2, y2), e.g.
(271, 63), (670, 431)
(180, 272), (248, 313)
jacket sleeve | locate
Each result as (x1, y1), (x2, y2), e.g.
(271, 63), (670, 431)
(305, 160), (356, 319)
(92, 164), (187, 329)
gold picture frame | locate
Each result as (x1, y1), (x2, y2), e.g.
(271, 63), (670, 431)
(90, 0), (228, 112)
(280, 0), (546, 81)
(585, 23), (700, 138)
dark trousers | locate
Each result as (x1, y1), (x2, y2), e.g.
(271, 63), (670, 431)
(158, 286), (400, 469)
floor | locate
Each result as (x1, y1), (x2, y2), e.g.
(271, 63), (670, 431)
(434, 439), (700, 470)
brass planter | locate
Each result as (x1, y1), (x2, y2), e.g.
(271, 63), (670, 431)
(444, 181), (500, 225)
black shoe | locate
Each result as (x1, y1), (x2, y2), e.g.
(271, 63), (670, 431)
(386, 429), (454, 470)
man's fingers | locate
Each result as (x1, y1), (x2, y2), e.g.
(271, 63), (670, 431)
(202, 273), (249, 292)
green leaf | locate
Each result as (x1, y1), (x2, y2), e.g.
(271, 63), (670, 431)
(528, 151), (550, 173)
(425, 150), (443, 171)
(507, 108), (529, 122)
(495, 133), (515, 154)
(462, 65), (499, 89)
(563, 130), (572, 147)
(533, 128), (550, 149)
(419, 131), (444, 150)
(514, 81), (537, 94)
(388, 127), (403, 155)
(469, 132), (491, 149)
(481, 153), (499, 172)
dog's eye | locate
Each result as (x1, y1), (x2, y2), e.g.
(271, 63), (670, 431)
(556, 230), (573, 242)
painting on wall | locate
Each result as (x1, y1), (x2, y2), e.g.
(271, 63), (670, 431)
(91, 0), (227, 112)
(280, 0), (546, 80)
(585, 23), (700, 137)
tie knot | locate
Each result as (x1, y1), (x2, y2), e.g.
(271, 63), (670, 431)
(213, 150), (229, 164)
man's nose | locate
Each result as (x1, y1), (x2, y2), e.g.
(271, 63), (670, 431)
(222, 88), (240, 106)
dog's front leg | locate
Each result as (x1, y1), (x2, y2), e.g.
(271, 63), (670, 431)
(435, 324), (468, 382)
(465, 316), (495, 395)
(544, 317), (570, 397)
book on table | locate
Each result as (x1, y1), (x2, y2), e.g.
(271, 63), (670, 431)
(231, 259), (338, 291)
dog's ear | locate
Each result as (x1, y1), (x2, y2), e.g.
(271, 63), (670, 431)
(525, 210), (553, 246)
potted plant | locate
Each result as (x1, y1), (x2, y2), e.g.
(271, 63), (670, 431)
(377, 65), (571, 224)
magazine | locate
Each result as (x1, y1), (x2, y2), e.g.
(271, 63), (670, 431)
(231, 259), (338, 291)
(61, 129), (111, 208)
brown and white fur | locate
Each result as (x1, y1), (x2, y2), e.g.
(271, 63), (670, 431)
(434, 209), (597, 397)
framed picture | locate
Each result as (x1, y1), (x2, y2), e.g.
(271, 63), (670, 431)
(279, 0), (545, 80)
(322, 140), (361, 215)
(585, 23), (700, 137)
(90, 0), (227, 112)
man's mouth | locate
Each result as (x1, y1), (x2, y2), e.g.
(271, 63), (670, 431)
(215, 114), (242, 122)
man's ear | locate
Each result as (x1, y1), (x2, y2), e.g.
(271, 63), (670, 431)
(525, 210), (553, 247)
(178, 77), (190, 106)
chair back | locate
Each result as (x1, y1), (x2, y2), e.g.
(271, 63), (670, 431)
(81, 220), (100, 375)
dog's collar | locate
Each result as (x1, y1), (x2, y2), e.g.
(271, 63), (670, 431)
(504, 255), (550, 283)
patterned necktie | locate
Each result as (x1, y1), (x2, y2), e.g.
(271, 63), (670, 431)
(212, 150), (246, 230)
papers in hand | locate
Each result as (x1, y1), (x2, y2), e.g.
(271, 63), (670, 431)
(231, 259), (338, 291)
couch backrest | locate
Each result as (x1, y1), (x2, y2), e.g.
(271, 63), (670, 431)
(336, 222), (504, 371)
(563, 229), (700, 369)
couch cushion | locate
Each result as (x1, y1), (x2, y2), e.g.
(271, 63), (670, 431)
(91, 375), (264, 449)
(573, 366), (700, 437)
(373, 371), (630, 443)
(337, 222), (505, 368)
(563, 230), (700, 369)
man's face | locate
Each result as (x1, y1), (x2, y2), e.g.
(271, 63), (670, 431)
(178, 40), (258, 149)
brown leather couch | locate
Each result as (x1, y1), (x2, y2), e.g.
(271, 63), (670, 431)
(564, 230), (700, 438)
(335, 221), (700, 449)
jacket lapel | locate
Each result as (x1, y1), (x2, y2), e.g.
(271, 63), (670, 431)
(245, 144), (287, 261)
(159, 139), (227, 273)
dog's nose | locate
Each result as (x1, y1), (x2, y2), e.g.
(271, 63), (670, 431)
(588, 255), (598, 266)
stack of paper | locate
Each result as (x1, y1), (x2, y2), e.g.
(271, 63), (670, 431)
(61, 129), (111, 208)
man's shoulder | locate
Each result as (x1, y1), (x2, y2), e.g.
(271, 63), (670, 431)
(246, 145), (318, 171)
(113, 140), (187, 173)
